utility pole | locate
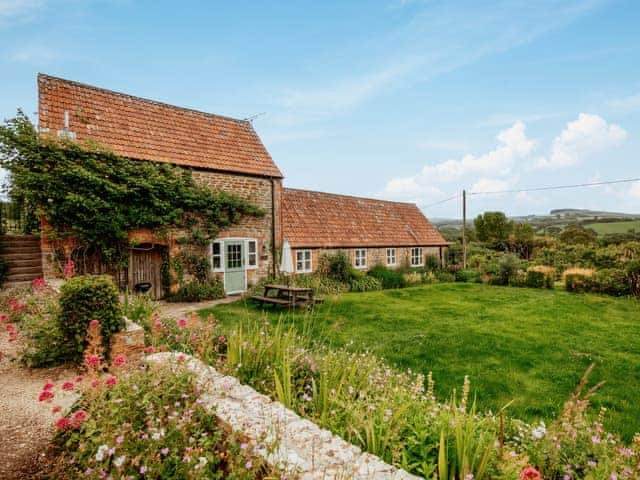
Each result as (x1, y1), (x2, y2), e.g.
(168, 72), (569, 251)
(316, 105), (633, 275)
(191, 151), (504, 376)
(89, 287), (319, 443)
(462, 189), (467, 269)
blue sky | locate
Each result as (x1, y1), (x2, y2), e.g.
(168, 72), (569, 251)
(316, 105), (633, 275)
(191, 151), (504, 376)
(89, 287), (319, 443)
(1, 0), (639, 218)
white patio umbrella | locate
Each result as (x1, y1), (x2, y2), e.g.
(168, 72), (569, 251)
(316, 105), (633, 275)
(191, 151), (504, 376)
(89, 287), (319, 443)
(280, 240), (294, 284)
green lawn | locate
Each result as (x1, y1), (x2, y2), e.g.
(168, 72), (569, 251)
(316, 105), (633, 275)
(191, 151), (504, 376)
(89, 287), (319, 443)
(204, 283), (640, 440)
(585, 219), (640, 235)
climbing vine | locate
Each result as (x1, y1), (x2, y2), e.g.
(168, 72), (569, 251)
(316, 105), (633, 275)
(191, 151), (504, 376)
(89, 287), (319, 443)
(0, 111), (263, 268)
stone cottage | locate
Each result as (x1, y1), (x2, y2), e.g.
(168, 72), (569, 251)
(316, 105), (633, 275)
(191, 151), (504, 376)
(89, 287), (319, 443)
(282, 189), (448, 274)
(37, 74), (283, 297)
(37, 74), (446, 296)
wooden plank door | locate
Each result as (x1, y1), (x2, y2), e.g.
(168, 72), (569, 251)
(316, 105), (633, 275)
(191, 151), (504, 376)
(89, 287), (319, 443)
(129, 246), (163, 299)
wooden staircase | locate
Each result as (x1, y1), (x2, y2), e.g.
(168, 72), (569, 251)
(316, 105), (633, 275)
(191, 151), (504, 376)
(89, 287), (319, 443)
(1, 235), (43, 287)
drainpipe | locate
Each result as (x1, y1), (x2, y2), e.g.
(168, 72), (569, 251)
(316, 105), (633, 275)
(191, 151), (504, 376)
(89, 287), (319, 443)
(270, 177), (277, 278)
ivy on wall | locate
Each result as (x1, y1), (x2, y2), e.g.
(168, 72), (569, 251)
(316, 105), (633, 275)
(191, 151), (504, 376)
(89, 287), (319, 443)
(0, 111), (263, 269)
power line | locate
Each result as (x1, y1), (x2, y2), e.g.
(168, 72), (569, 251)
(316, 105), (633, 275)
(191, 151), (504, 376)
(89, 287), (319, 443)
(419, 193), (460, 209)
(469, 177), (640, 196)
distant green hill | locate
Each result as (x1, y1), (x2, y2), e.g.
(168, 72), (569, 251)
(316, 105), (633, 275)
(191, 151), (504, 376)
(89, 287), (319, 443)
(585, 220), (640, 235)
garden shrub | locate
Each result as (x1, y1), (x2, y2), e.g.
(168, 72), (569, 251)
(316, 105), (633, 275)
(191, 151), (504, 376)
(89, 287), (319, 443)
(403, 271), (425, 285)
(563, 268), (595, 293)
(525, 266), (555, 289)
(626, 258), (640, 296)
(349, 273), (382, 292)
(368, 264), (407, 289)
(454, 268), (482, 283)
(425, 254), (442, 272)
(591, 268), (630, 296)
(291, 272), (350, 295)
(435, 271), (456, 283)
(166, 277), (224, 303)
(320, 250), (355, 283)
(122, 290), (158, 324)
(487, 253), (522, 286)
(57, 275), (122, 360)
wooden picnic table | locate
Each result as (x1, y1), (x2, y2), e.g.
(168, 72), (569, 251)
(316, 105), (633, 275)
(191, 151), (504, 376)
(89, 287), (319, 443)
(251, 284), (321, 308)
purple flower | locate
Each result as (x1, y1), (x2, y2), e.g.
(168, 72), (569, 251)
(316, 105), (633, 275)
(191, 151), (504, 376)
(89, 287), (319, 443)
(245, 460), (253, 469)
(139, 465), (148, 474)
(161, 447), (169, 456)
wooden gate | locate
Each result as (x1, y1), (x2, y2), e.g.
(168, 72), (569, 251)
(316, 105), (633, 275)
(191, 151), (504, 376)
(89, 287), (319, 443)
(128, 244), (164, 299)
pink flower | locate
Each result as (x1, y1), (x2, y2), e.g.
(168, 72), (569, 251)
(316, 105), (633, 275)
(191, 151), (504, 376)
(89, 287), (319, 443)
(91, 379), (101, 388)
(113, 354), (127, 367)
(75, 376), (84, 383)
(63, 260), (75, 279)
(55, 417), (71, 431)
(0, 313), (8, 323)
(145, 346), (155, 354)
(70, 410), (88, 427)
(43, 381), (55, 391)
(89, 319), (100, 329)
(39, 390), (55, 402)
(160, 447), (169, 456)
(218, 335), (226, 344)
(245, 460), (253, 469)
(62, 381), (75, 391)
(116, 436), (124, 444)
(105, 376), (117, 387)
(85, 354), (101, 367)
(520, 467), (542, 480)
(177, 318), (188, 329)
(177, 354), (186, 363)
(139, 466), (147, 474)
(51, 405), (62, 414)
(32, 277), (46, 290)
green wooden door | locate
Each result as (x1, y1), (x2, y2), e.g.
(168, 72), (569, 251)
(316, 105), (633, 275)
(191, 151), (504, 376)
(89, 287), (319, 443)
(224, 240), (245, 294)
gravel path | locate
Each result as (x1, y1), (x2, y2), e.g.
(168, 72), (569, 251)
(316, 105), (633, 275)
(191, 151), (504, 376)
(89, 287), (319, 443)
(157, 295), (239, 319)
(0, 334), (78, 480)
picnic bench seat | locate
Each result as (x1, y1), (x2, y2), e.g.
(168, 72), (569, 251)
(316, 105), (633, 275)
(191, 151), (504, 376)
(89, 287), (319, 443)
(250, 284), (322, 308)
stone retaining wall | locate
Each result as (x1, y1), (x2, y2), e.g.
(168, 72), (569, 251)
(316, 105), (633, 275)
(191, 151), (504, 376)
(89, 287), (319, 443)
(147, 352), (421, 480)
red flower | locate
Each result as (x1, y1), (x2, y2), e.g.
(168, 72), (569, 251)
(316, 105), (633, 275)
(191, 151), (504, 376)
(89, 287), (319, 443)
(43, 381), (55, 391)
(55, 417), (71, 431)
(218, 335), (226, 344)
(32, 277), (46, 290)
(144, 346), (155, 354)
(75, 376), (84, 383)
(105, 376), (117, 387)
(113, 354), (126, 367)
(177, 318), (188, 329)
(177, 354), (186, 363)
(0, 313), (8, 323)
(89, 319), (100, 329)
(84, 354), (101, 367)
(520, 467), (542, 480)
(38, 390), (55, 402)
(5, 323), (15, 332)
(91, 379), (100, 388)
(51, 405), (62, 414)
(70, 410), (88, 427)
(61, 381), (75, 391)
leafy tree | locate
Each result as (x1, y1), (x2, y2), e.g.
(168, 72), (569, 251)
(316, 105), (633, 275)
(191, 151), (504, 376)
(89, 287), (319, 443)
(510, 222), (535, 259)
(0, 111), (262, 266)
(474, 211), (513, 247)
(559, 224), (597, 245)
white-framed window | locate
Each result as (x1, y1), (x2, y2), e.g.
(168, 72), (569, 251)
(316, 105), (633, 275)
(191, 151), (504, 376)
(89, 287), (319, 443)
(354, 248), (367, 269)
(212, 241), (223, 271)
(296, 249), (312, 273)
(246, 239), (258, 269)
(386, 248), (396, 266)
(411, 247), (423, 267)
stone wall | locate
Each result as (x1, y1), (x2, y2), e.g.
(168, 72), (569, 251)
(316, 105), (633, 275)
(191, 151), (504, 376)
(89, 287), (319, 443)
(292, 246), (445, 274)
(147, 352), (420, 480)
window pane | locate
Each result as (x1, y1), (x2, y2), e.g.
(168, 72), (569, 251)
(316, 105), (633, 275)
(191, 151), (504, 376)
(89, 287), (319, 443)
(248, 241), (256, 253)
(213, 242), (220, 255)
(213, 256), (221, 269)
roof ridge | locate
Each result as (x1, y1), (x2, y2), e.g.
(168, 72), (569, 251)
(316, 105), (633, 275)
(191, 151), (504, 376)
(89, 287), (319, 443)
(284, 187), (419, 207)
(38, 73), (252, 126)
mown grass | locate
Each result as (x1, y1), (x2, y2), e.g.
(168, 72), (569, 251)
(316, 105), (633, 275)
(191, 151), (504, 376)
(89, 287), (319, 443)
(203, 283), (640, 440)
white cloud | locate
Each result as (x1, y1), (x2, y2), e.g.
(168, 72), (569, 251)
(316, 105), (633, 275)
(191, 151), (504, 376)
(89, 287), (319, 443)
(7, 44), (58, 64)
(382, 121), (533, 204)
(0, 0), (43, 20)
(534, 113), (627, 170)
(607, 92), (640, 113)
(630, 182), (640, 200)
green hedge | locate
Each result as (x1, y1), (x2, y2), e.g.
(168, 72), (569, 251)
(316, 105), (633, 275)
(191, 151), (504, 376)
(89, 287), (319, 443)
(166, 278), (224, 303)
(57, 275), (123, 361)
(368, 264), (407, 289)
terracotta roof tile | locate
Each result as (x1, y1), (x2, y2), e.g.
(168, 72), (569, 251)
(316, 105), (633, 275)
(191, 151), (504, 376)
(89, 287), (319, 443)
(282, 188), (447, 248)
(37, 74), (282, 178)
